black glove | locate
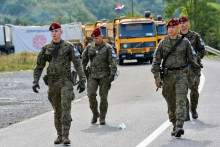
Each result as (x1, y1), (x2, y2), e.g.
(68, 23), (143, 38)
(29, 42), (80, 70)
(32, 81), (40, 93)
(77, 81), (85, 93)
(108, 74), (115, 82)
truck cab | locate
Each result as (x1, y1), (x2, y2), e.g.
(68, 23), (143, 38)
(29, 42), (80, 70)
(94, 20), (113, 45)
(113, 11), (158, 65)
(155, 15), (167, 44)
(81, 24), (94, 49)
(0, 25), (14, 55)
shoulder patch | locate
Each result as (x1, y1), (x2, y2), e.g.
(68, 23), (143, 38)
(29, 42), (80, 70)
(200, 38), (205, 46)
(73, 48), (80, 56)
(112, 49), (117, 57)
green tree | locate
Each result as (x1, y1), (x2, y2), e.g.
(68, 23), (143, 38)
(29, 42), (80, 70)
(164, 0), (220, 49)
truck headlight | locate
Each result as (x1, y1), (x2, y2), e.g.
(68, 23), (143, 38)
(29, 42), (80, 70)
(123, 44), (128, 48)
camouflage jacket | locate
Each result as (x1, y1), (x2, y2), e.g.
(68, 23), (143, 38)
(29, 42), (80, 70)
(33, 40), (85, 82)
(151, 34), (201, 79)
(82, 41), (117, 79)
(179, 30), (205, 59)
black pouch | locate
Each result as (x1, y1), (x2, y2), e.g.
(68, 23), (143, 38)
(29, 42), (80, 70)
(43, 75), (48, 85)
(71, 70), (78, 86)
(164, 68), (168, 77)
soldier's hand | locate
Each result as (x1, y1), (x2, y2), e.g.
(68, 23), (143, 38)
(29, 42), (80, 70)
(32, 81), (40, 93)
(77, 81), (85, 93)
(155, 77), (162, 88)
(108, 74), (115, 83)
(193, 75), (200, 86)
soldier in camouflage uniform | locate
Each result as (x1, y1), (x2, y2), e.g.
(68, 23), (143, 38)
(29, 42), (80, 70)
(82, 28), (117, 125)
(179, 16), (205, 121)
(151, 19), (200, 137)
(32, 22), (86, 144)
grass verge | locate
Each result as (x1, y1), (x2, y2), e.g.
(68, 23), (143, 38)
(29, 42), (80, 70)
(0, 51), (38, 72)
(204, 55), (220, 58)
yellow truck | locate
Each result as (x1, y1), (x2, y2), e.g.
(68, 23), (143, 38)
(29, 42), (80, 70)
(112, 11), (158, 65)
(82, 20), (114, 49)
(94, 20), (113, 45)
(155, 15), (167, 44)
(81, 23), (94, 49)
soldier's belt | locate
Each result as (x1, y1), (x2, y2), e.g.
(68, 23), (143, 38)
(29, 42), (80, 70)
(167, 65), (187, 71)
(90, 67), (109, 72)
(47, 74), (71, 79)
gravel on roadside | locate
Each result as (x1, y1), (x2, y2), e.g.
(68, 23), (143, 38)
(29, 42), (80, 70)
(0, 70), (86, 128)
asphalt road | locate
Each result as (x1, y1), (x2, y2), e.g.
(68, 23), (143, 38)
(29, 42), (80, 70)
(0, 58), (219, 147)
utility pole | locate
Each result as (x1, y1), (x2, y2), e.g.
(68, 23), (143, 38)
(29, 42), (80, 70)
(132, 0), (134, 17)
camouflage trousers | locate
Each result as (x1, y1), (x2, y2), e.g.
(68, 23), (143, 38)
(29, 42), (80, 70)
(87, 76), (111, 119)
(162, 70), (188, 128)
(186, 69), (200, 114)
(48, 78), (74, 136)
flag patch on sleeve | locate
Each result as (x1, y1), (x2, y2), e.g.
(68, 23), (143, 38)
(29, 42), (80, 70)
(112, 50), (117, 57)
(74, 48), (80, 56)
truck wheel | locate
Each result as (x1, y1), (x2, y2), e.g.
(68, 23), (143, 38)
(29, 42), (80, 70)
(118, 59), (124, 65)
(137, 59), (145, 62)
(137, 59), (142, 62)
(150, 59), (153, 64)
(0, 50), (7, 56)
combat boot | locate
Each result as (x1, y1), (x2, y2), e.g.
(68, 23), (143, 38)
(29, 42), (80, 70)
(191, 109), (198, 119)
(91, 113), (100, 124)
(62, 135), (70, 144)
(100, 118), (106, 125)
(54, 135), (62, 144)
(185, 113), (190, 121)
(175, 126), (184, 137)
(171, 122), (176, 136)
(171, 126), (176, 136)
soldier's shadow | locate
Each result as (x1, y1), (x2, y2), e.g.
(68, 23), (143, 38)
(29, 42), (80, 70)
(161, 138), (212, 147)
(185, 119), (218, 131)
(81, 124), (120, 135)
(54, 144), (72, 147)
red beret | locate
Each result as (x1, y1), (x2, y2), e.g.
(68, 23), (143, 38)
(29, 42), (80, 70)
(91, 27), (101, 37)
(49, 22), (61, 31)
(179, 16), (188, 22)
(166, 18), (179, 28)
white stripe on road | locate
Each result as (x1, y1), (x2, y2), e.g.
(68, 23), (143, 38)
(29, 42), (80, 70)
(136, 72), (205, 147)
(73, 96), (87, 103)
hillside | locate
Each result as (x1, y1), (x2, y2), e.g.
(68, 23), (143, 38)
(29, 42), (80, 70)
(0, 0), (166, 25)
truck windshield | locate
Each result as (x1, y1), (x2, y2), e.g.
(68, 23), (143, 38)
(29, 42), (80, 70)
(100, 27), (107, 38)
(157, 24), (167, 35)
(119, 23), (156, 39)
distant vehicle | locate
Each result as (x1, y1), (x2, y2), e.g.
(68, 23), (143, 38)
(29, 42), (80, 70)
(0, 25), (14, 55)
(112, 11), (158, 65)
(81, 23), (94, 49)
(94, 20), (113, 45)
(155, 15), (167, 44)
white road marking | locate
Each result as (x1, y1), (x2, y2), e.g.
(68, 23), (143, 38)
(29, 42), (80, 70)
(136, 72), (205, 147)
(73, 96), (87, 103)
